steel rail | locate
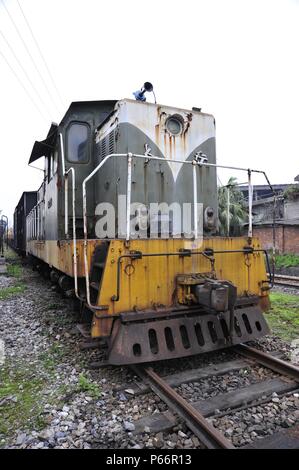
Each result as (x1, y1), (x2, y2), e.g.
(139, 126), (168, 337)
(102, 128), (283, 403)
(234, 344), (299, 383)
(271, 273), (299, 282)
(267, 273), (299, 288)
(133, 365), (235, 449)
(273, 280), (299, 288)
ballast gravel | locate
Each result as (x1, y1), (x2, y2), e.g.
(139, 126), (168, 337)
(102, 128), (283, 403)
(0, 258), (298, 449)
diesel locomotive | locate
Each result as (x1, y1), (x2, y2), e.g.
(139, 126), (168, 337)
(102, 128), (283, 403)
(15, 84), (271, 364)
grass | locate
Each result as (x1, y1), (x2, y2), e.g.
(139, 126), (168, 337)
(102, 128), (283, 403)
(266, 292), (299, 341)
(38, 342), (67, 371)
(47, 303), (62, 310)
(6, 264), (22, 278)
(0, 363), (47, 439)
(77, 373), (101, 398)
(0, 284), (26, 300)
(3, 248), (19, 261)
(0, 250), (25, 300)
(275, 253), (299, 269)
(0, 341), (77, 443)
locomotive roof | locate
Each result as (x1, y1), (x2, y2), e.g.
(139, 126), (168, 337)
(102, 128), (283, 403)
(14, 191), (38, 211)
(29, 100), (117, 164)
(28, 99), (214, 165)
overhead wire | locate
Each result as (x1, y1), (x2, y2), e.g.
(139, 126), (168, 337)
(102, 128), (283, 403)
(1, 0), (60, 115)
(0, 47), (48, 122)
(16, 0), (65, 108)
(0, 29), (53, 118)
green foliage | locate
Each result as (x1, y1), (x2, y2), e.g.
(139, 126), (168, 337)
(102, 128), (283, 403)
(0, 284), (26, 300)
(3, 248), (19, 261)
(283, 184), (299, 201)
(47, 303), (62, 310)
(38, 343), (65, 371)
(266, 292), (299, 341)
(0, 252), (24, 300)
(0, 364), (47, 438)
(218, 177), (248, 236)
(6, 264), (22, 278)
(275, 253), (299, 268)
(77, 373), (101, 398)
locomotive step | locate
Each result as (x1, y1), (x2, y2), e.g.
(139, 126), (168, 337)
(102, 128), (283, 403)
(93, 262), (105, 269)
(90, 282), (100, 291)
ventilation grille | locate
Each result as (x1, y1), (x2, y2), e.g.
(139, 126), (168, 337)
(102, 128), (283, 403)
(109, 130), (115, 155)
(98, 130), (115, 161)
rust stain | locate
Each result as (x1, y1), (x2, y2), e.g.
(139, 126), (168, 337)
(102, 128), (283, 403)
(163, 131), (167, 153)
(182, 131), (186, 153)
(155, 124), (160, 146)
(169, 135), (172, 158)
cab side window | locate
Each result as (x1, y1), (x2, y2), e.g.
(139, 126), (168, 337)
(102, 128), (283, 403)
(67, 122), (90, 163)
(53, 149), (58, 174)
(47, 153), (54, 183)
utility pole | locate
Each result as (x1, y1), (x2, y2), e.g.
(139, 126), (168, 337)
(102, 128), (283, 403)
(227, 186), (230, 236)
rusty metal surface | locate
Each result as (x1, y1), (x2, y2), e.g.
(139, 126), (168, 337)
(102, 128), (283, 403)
(108, 305), (270, 365)
(134, 366), (235, 449)
(234, 344), (299, 382)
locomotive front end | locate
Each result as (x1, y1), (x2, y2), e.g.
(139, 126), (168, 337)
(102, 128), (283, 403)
(90, 99), (270, 365)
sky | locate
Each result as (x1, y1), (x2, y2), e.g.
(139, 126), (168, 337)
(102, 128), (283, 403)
(0, 0), (299, 224)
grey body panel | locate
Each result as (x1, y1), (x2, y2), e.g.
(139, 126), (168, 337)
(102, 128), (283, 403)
(94, 100), (218, 237)
(23, 98), (218, 241)
(95, 123), (217, 219)
(38, 101), (117, 240)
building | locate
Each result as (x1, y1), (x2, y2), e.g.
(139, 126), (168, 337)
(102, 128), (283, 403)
(244, 178), (299, 254)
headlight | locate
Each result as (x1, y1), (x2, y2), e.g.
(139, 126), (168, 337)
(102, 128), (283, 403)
(165, 115), (184, 136)
(204, 207), (216, 230)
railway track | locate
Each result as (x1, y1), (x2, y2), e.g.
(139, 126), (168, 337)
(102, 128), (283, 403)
(268, 273), (299, 288)
(129, 345), (299, 449)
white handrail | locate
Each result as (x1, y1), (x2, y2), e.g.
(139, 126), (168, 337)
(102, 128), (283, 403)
(27, 146), (272, 313)
(192, 162), (198, 239)
(248, 169), (253, 238)
(26, 134), (81, 302)
(81, 151), (269, 311)
(82, 153), (126, 310)
(59, 133), (82, 302)
(65, 167), (81, 300)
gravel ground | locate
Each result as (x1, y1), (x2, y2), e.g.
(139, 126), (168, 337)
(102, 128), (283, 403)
(272, 284), (299, 296)
(175, 365), (277, 402)
(0, 275), (14, 289)
(0, 257), (298, 449)
(209, 392), (299, 447)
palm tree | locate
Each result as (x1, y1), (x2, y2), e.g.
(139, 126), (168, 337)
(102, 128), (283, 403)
(218, 177), (248, 236)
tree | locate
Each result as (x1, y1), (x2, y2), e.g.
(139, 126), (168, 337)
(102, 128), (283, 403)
(218, 177), (248, 236)
(283, 184), (299, 201)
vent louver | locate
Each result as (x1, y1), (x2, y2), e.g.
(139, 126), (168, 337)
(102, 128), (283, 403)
(98, 130), (115, 161)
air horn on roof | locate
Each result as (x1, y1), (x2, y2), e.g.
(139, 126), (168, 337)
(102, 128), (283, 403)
(133, 82), (154, 102)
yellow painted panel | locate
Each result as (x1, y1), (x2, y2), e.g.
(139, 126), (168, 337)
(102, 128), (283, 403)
(27, 239), (102, 277)
(98, 237), (268, 315)
(27, 237), (268, 319)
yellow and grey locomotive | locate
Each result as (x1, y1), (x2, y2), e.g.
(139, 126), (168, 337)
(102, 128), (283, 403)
(19, 84), (271, 364)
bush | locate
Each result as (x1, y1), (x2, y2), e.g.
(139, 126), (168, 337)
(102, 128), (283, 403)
(283, 185), (299, 201)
